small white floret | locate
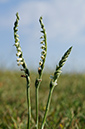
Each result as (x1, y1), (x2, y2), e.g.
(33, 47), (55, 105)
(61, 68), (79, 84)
(17, 47), (21, 51)
(15, 42), (19, 47)
(17, 58), (23, 62)
(16, 51), (21, 56)
(17, 62), (23, 66)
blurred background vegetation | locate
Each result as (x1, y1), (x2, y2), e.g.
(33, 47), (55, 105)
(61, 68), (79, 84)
(1, 1), (85, 128)
(0, 70), (85, 129)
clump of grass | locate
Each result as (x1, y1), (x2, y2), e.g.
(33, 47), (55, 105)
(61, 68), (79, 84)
(13, 12), (72, 129)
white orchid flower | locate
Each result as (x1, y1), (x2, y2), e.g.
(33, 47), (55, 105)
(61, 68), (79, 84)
(16, 51), (22, 57)
(17, 62), (23, 66)
(17, 58), (23, 62)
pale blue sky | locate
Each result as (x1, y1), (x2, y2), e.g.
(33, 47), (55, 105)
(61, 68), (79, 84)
(0, 0), (85, 72)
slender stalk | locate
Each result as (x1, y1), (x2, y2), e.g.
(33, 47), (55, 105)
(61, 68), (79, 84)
(13, 13), (72, 129)
(35, 87), (39, 129)
(35, 80), (42, 129)
(13, 13), (31, 129)
(40, 86), (55, 129)
(35, 16), (47, 129)
(40, 46), (73, 129)
(26, 76), (31, 129)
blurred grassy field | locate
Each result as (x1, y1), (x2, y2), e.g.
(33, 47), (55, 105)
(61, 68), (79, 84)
(0, 70), (85, 129)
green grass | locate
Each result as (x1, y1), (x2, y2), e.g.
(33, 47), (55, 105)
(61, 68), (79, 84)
(0, 70), (85, 129)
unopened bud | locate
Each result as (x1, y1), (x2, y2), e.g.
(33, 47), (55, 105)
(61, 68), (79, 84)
(41, 55), (44, 60)
(41, 45), (46, 49)
(39, 61), (43, 66)
(41, 50), (46, 55)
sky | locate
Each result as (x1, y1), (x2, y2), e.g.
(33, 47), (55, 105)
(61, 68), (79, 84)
(0, 0), (85, 73)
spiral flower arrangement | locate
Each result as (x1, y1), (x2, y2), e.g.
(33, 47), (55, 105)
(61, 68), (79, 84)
(35, 16), (47, 129)
(13, 12), (72, 129)
(13, 13), (30, 76)
(38, 16), (47, 78)
(13, 12), (31, 129)
(41, 46), (72, 129)
(50, 46), (72, 88)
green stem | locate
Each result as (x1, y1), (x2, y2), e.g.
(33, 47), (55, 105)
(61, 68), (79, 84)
(35, 80), (41, 129)
(35, 87), (39, 129)
(26, 76), (31, 129)
(40, 86), (55, 129)
(35, 16), (47, 129)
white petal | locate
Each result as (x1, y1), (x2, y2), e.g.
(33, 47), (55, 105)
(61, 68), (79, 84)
(15, 42), (19, 46)
(15, 38), (20, 43)
(17, 62), (23, 66)
(17, 58), (23, 62)
(17, 47), (21, 51)
(16, 52), (21, 56)
(53, 80), (57, 86)
(16, 37), (20, 42)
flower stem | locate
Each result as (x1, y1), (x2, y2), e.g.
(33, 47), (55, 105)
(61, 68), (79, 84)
(26, 76), (31, 129)
(40, 86), (55, 129)
(40, 47), (73, 129)
(35, 87), (39, 129)
(35, 80), (42, 129)
(35, 16), (47, 129)
(13, 13), (31, 129)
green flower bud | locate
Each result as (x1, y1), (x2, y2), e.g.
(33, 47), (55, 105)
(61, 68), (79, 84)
(41, 50), (46, 55)
(41, 55), (45, 60)
(41, 45), (46, 49)
(40, 36), (44, 39)
(39, 61), (43, 66)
